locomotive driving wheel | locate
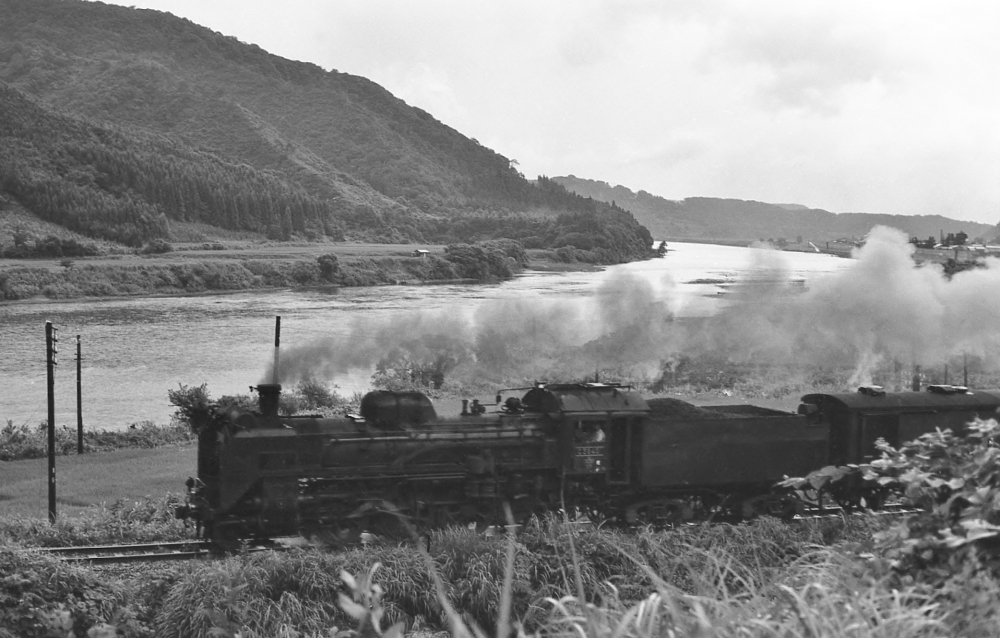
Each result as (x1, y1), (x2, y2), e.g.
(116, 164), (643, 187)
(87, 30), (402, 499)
(623, 498), (694, 526)
(739, 492), (802, 521)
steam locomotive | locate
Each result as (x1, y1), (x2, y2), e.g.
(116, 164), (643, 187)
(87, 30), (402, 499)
(176, 381), (1000, 545)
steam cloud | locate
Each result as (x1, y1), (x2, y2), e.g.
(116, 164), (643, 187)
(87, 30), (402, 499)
(267, 226), (1000, 390)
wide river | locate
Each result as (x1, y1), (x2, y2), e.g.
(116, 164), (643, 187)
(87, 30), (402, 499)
(0, 242), (853, 430)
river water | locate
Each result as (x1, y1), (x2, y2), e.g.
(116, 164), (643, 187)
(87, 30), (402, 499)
(0, 242), (852, 430)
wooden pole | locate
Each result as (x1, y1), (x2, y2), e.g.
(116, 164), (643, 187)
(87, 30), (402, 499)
(76, 335), (83, 454)
(45, 321), (57, 523)
(271, 316), (281, 384)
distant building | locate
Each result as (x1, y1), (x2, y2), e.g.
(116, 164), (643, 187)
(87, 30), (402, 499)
(412, 249), (430, 258)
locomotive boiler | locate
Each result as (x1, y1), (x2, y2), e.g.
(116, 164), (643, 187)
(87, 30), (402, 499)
(177, 381), (1000, 546)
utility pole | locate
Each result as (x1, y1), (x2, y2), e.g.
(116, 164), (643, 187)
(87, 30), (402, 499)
(76, 335), (83, 454)
(45, 321), (58, 523)
(272, 315), (281, 384)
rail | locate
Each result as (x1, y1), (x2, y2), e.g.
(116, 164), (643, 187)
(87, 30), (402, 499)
(36, 540), (216, 564)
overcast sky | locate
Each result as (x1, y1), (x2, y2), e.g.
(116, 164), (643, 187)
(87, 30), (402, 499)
(106, 0), (999, 224)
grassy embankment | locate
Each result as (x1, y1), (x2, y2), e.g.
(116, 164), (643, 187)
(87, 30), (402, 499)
(6, 378), (1000, 636)
(4, 498), (999, 637)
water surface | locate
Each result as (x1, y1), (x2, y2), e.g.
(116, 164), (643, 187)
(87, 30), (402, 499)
(0, 243), (851, 429)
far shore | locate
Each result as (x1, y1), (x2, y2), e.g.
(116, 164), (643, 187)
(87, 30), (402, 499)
(0, 241), (608, 303)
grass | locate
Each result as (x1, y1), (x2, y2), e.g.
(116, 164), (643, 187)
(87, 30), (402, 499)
(4, 384), (1000, 636)
(0, 239), (556, 301)
(0, 494), (191, 547)
(3, 504), (1000, 637)
(0, 445), (195, 517)
(0, 419), (194, 461)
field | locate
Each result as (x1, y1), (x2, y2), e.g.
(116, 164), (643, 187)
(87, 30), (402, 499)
(0, 235), (589, 302)
(0, 445), (194, 518)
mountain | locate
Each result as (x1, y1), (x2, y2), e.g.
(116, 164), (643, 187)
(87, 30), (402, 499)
(0, 0), (651, 262)
(554, 176), (996, 244)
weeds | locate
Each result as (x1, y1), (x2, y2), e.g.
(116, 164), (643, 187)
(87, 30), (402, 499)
(3, 512), (999, 637)
(0, 419), (193, 461)
(0, 494), (190, 547)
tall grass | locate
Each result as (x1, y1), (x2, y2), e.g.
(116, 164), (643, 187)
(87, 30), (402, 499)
(0, 419), (193, 461)
(149, 515), (954, 638)
(4, 513), (999, 636)
(0, 494), (190, 547)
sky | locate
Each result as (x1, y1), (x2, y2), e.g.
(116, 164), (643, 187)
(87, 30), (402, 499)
(106, 0), (1000, 224)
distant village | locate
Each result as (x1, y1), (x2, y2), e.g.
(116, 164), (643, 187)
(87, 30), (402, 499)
(908, 230), (1000, 261)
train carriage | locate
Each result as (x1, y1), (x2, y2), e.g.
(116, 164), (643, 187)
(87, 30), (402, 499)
(798, 386), (1000, 465)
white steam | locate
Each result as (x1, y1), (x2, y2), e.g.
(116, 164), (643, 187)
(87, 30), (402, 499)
(267, 226), (1000, 390)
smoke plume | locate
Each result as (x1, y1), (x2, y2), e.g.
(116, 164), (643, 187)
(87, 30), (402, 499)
(266, 226), (1000, 391)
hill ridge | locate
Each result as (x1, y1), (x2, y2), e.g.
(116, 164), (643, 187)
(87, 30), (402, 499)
(553, 175), (996, 243)
(0, 0), (652, 263)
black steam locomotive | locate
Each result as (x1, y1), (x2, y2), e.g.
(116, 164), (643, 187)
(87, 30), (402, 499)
(177, 382), (1000, 545)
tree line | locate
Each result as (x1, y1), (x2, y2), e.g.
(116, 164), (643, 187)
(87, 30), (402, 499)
(0, 82), (652, 262)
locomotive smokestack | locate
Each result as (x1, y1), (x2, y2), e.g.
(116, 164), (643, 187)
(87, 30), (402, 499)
(272, 316), (281, 385)
(256, 383), (282, 417)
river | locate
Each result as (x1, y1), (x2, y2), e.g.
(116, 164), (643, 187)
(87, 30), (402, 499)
(0, 242), (852, 430)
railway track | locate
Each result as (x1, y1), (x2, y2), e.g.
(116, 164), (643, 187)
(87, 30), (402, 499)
(797, 502), (921, 521)
(37, 540), (215, 564)
(33, 505), (922, 564)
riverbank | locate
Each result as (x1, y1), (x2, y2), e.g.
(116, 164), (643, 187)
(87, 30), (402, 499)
(0, 241), (607, 302)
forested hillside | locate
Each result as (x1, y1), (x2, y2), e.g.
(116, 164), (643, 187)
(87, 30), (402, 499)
(0, 0), (651, 262)
(555, 176), (995, 244)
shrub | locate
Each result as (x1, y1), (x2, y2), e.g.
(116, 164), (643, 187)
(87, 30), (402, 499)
(444, 242), (518, 281)
(0, 545), (130, 637)
(868, 420), (1000, 582)
(139, 239), (173, 254)
(555, 246), (577, 263)
(295, 378), (348, 411)
(0, 235), (100, 259)
(289, 259), (320, 284)
(0, 494), (190, 547)
(167, 383), (215, 434)
(786, 418), (1000, 585)
(317, 253), (340, 281)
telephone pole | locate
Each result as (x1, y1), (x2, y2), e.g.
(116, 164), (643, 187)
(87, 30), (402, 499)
(76, 335), (83, 454)
(45, 321), (59, 523)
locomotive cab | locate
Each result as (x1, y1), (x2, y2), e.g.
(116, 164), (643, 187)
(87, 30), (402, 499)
(521, 383), (647, 484)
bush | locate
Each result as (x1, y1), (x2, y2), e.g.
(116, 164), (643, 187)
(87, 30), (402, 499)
(167, 383), (215, 434)
(868, 419), (1000, 582)
(0, 235), (100, 259)
(0, 545), (130, 637)
(289, 260), (320, 284)
(294, 378), (349, 411)
(0, 494), (190, 547)
(786, 418), (1000, 586)
(139, 239), (173, 254)
(317, 253), (340, 281)
(444, 242), (519, 281)
(555, 245), (577, 263)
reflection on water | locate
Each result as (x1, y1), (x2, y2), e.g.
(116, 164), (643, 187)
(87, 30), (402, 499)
(0, 242), (851, 430)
